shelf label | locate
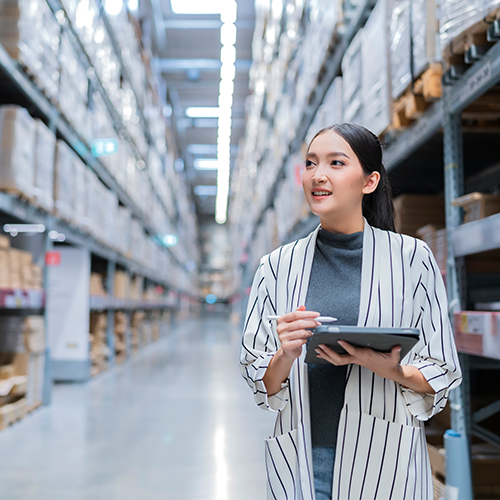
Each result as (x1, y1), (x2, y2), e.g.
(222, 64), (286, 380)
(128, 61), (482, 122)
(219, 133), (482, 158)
(45, 252), (61, 266)
(91, 138), (119, 157)
(465, 61), (492, 103)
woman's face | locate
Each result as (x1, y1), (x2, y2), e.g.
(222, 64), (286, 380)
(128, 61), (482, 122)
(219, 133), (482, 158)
(302, 130), (380, 223)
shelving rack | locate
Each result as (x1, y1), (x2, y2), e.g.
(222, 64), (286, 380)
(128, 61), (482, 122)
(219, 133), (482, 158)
(0, 0), (200, 404)
(232, 1), (500, 493)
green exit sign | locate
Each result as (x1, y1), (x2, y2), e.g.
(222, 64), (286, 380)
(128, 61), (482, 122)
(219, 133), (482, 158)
(91, 138), (119, 157)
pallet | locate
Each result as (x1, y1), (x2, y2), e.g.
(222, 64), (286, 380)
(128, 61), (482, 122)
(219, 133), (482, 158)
(0, 397), (28, 431)
(392, 63), (443, 130)
(443, 6), (500, 70)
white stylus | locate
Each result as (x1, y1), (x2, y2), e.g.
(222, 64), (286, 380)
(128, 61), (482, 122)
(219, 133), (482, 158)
(267, 315), (338, 322)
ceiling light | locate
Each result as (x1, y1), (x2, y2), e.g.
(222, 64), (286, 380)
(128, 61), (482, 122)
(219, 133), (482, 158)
(186, 107), (220, 118)
(221, 45), (236, 65)
(127, 0), (138, 11)
(104, 0), (123, 16)
(194, 159), (219, 170)
(218, 93), (233, 108)
(3, 224), (45, 234)
(170, 0), (223, 14)
(219, 79), (234, 95)
(221, 23), (237, 46)
(163, 234), (178, 247)
(220, 63), (236, 81)
(220, 0), (237, 23)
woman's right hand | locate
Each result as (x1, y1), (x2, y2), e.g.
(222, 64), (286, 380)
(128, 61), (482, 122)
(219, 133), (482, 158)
(277, 305), (321, 360)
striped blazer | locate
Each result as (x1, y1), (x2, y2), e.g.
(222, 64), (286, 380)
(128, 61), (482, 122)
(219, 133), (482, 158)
(240, 219), (462, 500)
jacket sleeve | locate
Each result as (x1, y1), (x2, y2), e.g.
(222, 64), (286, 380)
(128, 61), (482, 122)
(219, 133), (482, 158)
(240, 257), (289, 412)
(402, 242), (462, 421)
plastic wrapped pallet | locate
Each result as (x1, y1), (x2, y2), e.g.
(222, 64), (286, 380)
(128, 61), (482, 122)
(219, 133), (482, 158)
(412, 0), (439, 78)
(0, 0), (60, 100)
(342, 29), (365, 125)
(362, 0), (392, 136)
(439, 0), (500, 51)
(390, 0), (412, 100)
(54, 140), (75, 223)
(72, 156), (88, 231)
(103, 189), (118, 249)
(33, 119), (55, 212)
(0, 106), (36, 198)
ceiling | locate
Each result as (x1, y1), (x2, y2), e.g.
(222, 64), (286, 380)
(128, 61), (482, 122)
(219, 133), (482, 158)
(147, 0), (255, 217)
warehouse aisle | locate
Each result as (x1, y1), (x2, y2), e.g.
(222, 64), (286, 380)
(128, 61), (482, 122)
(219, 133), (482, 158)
(0, 316), (274, 500)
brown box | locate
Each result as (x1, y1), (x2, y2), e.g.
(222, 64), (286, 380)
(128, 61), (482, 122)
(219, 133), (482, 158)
(0, 236), (10, 249)
(114, 271), (130, 299)
(452, 192), (500, 223)
(394, 195), (445, 237)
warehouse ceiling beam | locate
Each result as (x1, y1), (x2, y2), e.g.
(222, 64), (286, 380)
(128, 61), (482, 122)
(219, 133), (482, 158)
(155, 59), (251, 72)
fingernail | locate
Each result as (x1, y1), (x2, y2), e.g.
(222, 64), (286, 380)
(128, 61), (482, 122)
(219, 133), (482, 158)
(315, 349), (320, 354)
(338, 340), (344, 345)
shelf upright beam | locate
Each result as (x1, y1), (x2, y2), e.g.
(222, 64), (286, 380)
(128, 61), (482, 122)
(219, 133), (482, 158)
(42, 228), (54, 406)
(106, 260), (116, 366)
(442, 81), (473, 494)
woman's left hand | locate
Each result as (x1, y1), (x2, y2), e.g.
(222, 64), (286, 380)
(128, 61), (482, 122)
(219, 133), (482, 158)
(315, 341), (435, 394)
(315, 341), (402, 381)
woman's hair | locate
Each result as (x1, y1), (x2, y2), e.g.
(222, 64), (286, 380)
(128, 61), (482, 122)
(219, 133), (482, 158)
(307, 123), (396, 232)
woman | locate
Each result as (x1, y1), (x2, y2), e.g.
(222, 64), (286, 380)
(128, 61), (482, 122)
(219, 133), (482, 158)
(240, 123), (462, 500)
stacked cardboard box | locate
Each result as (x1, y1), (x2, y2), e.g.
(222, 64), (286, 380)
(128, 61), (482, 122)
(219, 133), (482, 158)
(130, 276), (143, 301)
(89, 313), (108, 377)
(394, 194), (445, 237)
(90, 273), (106, 296)
(0, 0), (60, 100)
(33, 119), (55, 212)
(451, 192), (500, 223)
(362, 0), (392, 135)
(0, 315), (45, 430)
(454, 310), (500, 359)
(0, 106), (36, 199)
(151, 311), (160, 342)
(114, 312), (127, 363)
(72, 156), (88, 231)
(114, 271), (130, 299)
(416, 224), (447, 272)
(342, 29), (364, 125)
(0, 238), (42, 290)
(54, 140), (76, 223)
(131, 311), (145, 352)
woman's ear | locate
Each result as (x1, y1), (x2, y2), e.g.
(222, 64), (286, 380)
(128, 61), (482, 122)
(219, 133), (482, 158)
(362, 171), (381, 195)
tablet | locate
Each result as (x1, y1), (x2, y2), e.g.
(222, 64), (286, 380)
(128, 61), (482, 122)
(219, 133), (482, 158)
(305, 326), (420, 364)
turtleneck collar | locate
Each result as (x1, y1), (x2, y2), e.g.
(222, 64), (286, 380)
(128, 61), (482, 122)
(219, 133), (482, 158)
(317, 227), (364, 250)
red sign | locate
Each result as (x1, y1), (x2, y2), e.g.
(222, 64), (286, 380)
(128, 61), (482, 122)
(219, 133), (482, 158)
(45, 252), (61, 266)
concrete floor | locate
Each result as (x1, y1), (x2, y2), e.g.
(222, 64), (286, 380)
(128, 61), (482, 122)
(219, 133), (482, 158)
(0, 315), (274, 500)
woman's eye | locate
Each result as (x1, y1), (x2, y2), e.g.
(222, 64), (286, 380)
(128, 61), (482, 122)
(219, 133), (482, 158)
(331, 160), (345, 166)
(305, 160), (314, 167)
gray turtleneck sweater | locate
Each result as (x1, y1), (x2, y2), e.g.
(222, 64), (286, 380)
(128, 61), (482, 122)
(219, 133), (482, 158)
(305, 228), (363, 448)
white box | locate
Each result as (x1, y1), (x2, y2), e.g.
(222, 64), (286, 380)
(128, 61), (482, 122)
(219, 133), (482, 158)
(54, 140), (75, 222)
(362, 0), (392, 135)
(342, 29), (364, 125)
(0, 105), (36, 197)
(33, 119), (55, 212)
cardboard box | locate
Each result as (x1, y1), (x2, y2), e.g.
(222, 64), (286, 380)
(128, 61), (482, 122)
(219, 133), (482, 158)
(454, 311), (500, 359)
(33, 119), (55, 212)
(54, 140), (75, 222)
(452, 192), (500, 223)
(114, 271), (130, 299)
(0, 105), (36, 198)
(394, 194), (445, 237)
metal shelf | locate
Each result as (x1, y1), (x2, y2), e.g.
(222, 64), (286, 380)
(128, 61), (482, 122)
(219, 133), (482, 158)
(449, 38), (500, 114)
(384, 100), (443, 171)
(452, 213), (500, 257)
(249, 0), (376, 244)
(0, 42), (190, 274)
(0, 191), (192, 294)
(89, 295), (176, 311)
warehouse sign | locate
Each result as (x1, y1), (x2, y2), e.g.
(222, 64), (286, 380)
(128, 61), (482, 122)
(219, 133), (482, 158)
(91, 138), (119, 157)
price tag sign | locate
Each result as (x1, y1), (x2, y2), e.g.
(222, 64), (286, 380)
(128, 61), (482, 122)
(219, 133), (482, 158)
(45, 251), (61, 266)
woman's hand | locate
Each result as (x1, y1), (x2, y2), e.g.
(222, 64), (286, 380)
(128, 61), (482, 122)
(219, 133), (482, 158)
(263, 306), (320, 396)
(277, 305), (321, 361)
(315, 341), (435, 394)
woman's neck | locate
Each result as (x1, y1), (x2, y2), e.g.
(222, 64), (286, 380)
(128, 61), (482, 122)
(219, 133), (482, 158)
(319, 212), (365, 235)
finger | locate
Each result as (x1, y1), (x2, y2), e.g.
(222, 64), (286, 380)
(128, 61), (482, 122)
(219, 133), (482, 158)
(280, 329), (314, 342)
(391, 345), (402, 362)
(283, 338), (309, 350)
(278, 319), (320, 336)
(317, 344), (353, 366)
(280, 309), (320, 323)
(337, 340), (359, 356)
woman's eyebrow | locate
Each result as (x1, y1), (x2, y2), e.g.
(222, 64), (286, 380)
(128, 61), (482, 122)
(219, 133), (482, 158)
(306, 151), (350, 159)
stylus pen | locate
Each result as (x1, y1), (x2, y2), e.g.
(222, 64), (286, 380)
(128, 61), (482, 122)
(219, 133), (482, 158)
(267, 315), (338, 322)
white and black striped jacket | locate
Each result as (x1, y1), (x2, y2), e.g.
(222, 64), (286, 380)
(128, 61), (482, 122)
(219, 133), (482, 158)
(240, 220), (462, 500)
